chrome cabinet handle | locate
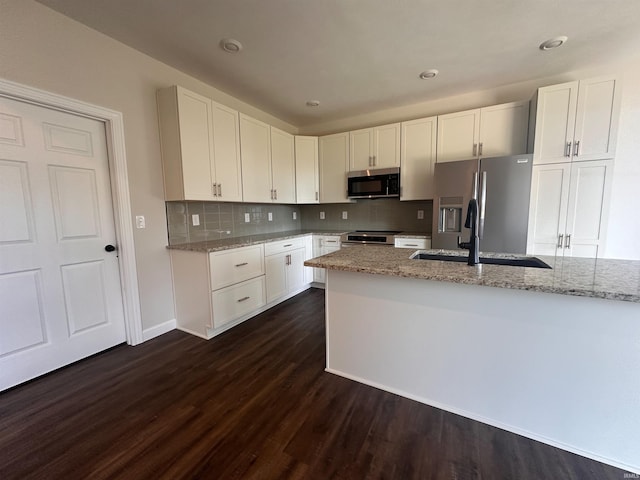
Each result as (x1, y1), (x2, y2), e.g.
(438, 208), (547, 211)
(218, 183), (222, 197)
(283, 244), (292, 247)
(479, 171), (487, 239)
(565, 234), (571, 249)
(274, 189), (277, 200)
(557, 234), (564, 248)
(237, 296), (250, 303)
(213, 183), (217, 196)
(473, 143), (477, 157)
(478, 142), (483, 156)
(405, 243), (419, 247)
(234, 262), (248, 267)
(573, 141), (580, 157)
(315, 191), (319, 201)
(373, 155), (376, 166)
(565, 142), (572, 157)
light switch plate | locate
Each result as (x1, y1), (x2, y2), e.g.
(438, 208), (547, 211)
(191, 214), (200, 226)
(244, 213), (250, 223)
(293, 212), (297, 220)
(320, 211), (325, 220)
(268, 212), (273, 221)
(135, 215), (145, 229)
(342, 211), (348, 220)
(417, 210), (424, 220)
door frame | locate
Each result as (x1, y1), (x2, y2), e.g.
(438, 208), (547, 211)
(0, 77), (143, 345)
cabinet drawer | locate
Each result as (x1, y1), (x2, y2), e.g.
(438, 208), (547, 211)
(209, 244), (264, 290)
(394, 237), (430, 249)
(211, 276), (266, 328)
(264, 236), (307, 256)
(319, 236), (341, 247)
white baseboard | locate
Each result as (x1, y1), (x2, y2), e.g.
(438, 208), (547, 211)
(142, 318), (176, 342)
(325, 367), (640, 475)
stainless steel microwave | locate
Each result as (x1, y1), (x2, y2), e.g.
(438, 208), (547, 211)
(347, 167), (400, 199)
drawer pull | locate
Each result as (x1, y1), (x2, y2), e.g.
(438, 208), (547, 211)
(237, 296), (250, 303)
(283, 244), (293, 247)
(234, 262), (249, 267)
(404, 243), (419, 247)
(325, 240), (337, 243)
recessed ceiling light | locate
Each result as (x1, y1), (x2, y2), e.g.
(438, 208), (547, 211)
(539, 36), (568, 51)
(419, 69), (439, 80)
(220, 38), (243, 54)
(306, 100), (321, 107)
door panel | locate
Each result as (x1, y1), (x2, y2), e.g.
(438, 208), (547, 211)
(0, 96), (126, 391)
(533, 82), (578, 165)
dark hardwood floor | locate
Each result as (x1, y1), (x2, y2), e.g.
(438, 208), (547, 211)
(0, 288), (630, 479)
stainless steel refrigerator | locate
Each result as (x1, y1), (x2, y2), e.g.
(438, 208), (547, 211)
(431, 154), (533, 254)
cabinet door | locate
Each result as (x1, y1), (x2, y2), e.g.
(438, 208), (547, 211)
(211, 276), (266, 329)
(374, 123), (401, 168)
(240, 114), (272, 203)
(287, 249), (306, 293)
(436, 109), (480, 163)
(564, 160), (612, 258)
(526, 163), (571, 256)
(532, 81), (579, 165)
(295, 136), (319, 203)
(573, 76), (620, 162)
(270, 127), (296, 203)
(349, 128), (373, 171)
(265, 253), (288, 302)
(479, 101), (529, 158)
(401, 116), (437, 200)
(211, 101), (243, 201)
(175, 87), (215, 200)
(319, 132), (350, 203)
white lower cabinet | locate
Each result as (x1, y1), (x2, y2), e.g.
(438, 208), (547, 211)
(171, 236), (313, 339)
(265, 238), (309, 303)
(312, 235), (341, 284)
(212, 276), (266, 328)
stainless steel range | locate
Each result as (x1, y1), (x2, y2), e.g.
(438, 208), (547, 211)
(340, 230), (401, 246)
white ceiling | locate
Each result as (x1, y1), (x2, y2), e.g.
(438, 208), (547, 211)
(36, 0), (640, 127)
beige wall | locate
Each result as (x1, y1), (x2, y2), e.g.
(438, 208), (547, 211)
(0, 0), (295, 331)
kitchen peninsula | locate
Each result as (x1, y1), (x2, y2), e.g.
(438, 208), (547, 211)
(305, 246), (640, 474)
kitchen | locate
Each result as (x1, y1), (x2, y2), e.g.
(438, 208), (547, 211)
(1, 0), (640, 478)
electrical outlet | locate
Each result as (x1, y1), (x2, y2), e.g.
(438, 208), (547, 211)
(244, 213), (250, 223)
(293, 212), (297, 220)
(342, 211), (348, 220)
(320, 211), (325, 220)
(135, 215), (145, 229)
(268, 212), (273, 221)
(191, 214), (200, 226)
(417, 210), (424, 220)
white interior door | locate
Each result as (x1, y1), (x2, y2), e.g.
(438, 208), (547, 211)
(0, 96), (126, 391)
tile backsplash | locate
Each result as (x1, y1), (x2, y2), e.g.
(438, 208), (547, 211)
(166, 198), (433, 245)
(166, 201), (301, 244)
(300, 198), (433, 233)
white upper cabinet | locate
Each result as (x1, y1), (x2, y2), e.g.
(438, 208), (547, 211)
(319, 132), (350, 203)
(533, 76), (620, 165)
(157, 86), (215, 201)
(436, 101), (529, 163)
(400, 116), (437, 200)
(295, 136), (319, 203)
(270, 127), (296, 203)
(239, 114), (272, 203)
(349, 123), (401, 170)
(436, 109), (480, 163)
(157, 86), (243, 202)
(527, 159), (612, 258)
(211, 102), (243, 202)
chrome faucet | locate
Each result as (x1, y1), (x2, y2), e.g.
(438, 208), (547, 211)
(457, 198), (480, 266)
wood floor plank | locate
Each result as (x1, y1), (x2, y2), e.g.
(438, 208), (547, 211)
(0, 288), (632, 479)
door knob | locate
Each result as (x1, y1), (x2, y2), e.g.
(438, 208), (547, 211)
(104, 244), (116, 252)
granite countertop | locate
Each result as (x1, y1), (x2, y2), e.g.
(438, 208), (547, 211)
(167, 230), (348, 253)
(304, 245), (640, 303)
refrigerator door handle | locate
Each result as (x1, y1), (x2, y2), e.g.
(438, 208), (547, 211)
(478, 171), (487, 239)
(471, 171), (479, 200)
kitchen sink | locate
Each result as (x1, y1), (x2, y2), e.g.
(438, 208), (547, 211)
(410, 252), (552, 269)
